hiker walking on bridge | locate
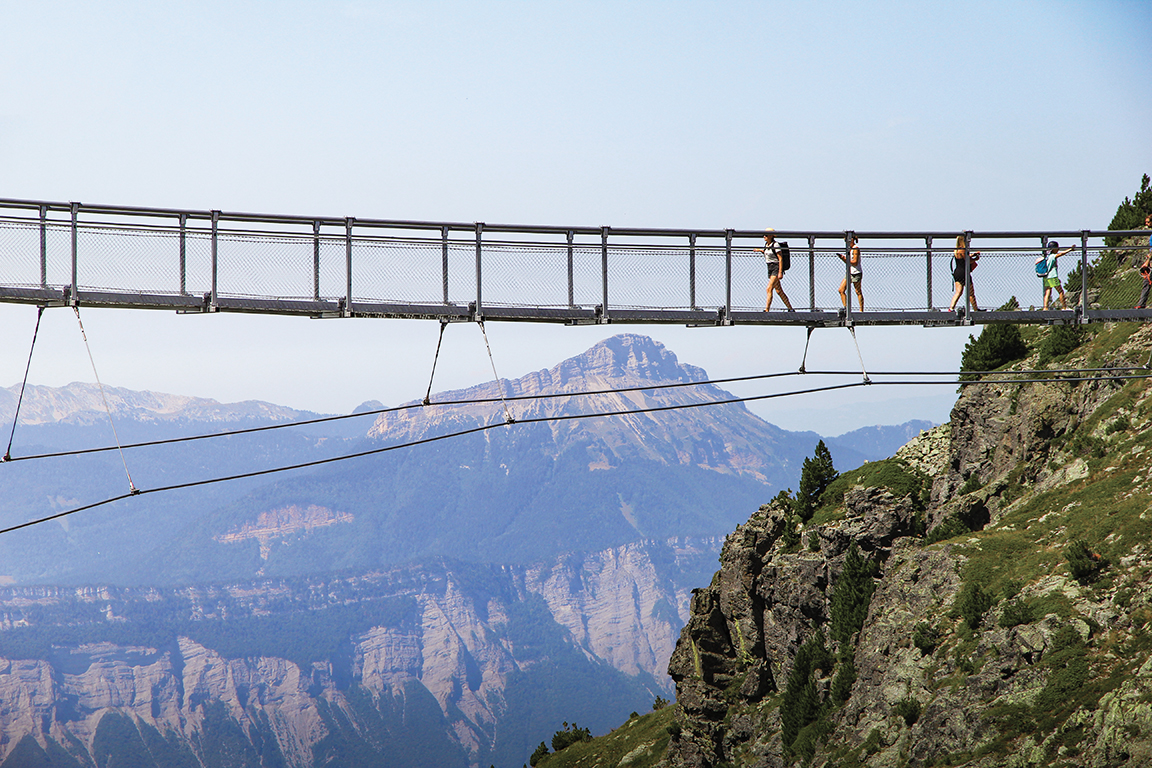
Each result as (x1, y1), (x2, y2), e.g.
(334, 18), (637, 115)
(1039, 241), (1072, 310)
(756, 229), (794, 312)
(948, 235), (982, 313)
(1136, 214), (1152, 309)
(837, 235), (863, 311)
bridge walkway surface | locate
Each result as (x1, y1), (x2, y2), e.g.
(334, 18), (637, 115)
(2, 198), (1151, 328)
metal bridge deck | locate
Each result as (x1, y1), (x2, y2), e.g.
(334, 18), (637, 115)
(2, 197), (1149, 328)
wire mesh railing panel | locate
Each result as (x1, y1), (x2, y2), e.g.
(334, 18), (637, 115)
(688, 246), (727, 310)
(480, 241), (569, 308)
(606, 247), (696, 310)
(976, 251), (1049, 311)
(731, 250), (769, 311)
(805, 251), (854, 312)
(566, 245), (600, 308)
(215, 232), (317, 300)
(317, 238), (346, 302)
(181, 231), (213, 297)
(445, 241), (477, 307)
(1087, 245), (1149, 310)
(930, 252), (956, 310)
(349, 239), (448, 306)
(0, 220), (43, 287)
(74, 226), (183, 295)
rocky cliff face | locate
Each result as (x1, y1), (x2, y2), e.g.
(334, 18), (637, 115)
(0, 536), (720, 768)
(663, 323), (1152, 767)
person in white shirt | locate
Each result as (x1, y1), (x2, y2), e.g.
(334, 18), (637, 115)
(755, 228), (794, 312)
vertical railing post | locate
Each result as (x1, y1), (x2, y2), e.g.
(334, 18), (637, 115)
(179, 213), (188, 296)
(963, 230), (973, 323)
(1080, 230), (1089, 321)
(600, 226), (609, 321)
(441, 226), (450, 304)
(210, 210), (220, 310)
(808, 235), (815, 311)
(475, 222), (484, 318)
(926, 235), (933, 310)
(724, 229), (733, 322)
(344, 217), (354, 317)
(843, 231), (853, 322)
(69, 202), (79, 305)
(566, 230), (574, 308)
(312, 220), (321, 301)
(688, 233), (697, 310)
(38, 204), (47, 289)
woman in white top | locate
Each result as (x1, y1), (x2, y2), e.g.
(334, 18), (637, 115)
(838, 236), (863, 311)
(755, 228), (794, 312)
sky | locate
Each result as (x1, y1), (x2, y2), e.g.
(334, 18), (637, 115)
(1, 0), (1150, 435)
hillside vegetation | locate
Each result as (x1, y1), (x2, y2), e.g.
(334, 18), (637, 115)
(560, 315), (1152, 767)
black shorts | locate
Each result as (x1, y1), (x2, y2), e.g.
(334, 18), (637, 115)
(766, 262), (780, 279)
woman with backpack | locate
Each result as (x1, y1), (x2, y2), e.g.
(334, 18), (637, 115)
(1038, 241), (1073, 310)
(756, 228), (794, 312)
(948, 235), (982, 313)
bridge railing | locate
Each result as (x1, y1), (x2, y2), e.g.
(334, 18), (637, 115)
(0, 198), (1148, 325)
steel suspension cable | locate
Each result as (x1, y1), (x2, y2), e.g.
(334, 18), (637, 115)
(1, 366), (1150, 538)
(423, 321), (448, 406)
(0, 379), (870, 537)
(0, 370), (805, 464)
(5, 369), (1152, 537)
(3, 307), (44, 463)
(2, 363), (1146, 466)
(477, 320), (514, 424)
(73, 307), (138, 494)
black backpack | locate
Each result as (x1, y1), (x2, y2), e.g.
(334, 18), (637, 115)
(779, 241), (791, 273)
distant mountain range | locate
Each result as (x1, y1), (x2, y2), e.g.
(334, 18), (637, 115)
(0, 334), (932, 586)
(0, 334), (936, 768)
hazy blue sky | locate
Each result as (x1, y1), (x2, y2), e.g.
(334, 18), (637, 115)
(2, 1), (1150, 434)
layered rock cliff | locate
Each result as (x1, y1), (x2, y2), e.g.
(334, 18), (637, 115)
(662, 322), (1152, 767)
(0, 536), (718, 768)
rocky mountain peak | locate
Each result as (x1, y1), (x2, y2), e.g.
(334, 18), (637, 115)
(554, 334), (705, 384)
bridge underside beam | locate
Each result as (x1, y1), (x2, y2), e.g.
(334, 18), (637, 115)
(3, 286), (1148, 327)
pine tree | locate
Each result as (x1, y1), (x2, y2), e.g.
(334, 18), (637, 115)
(958, 320), (1028, 382)
(780, 630), (833, 752)
(796, 440), (838, 521)
(1106, 173), (1152, 247)
(829, 543), (876, 645)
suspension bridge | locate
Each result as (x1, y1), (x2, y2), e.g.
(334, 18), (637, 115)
(2, 197), (1150, 328)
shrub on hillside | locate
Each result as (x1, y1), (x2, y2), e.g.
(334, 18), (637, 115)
(530, 742), (549, 766)
(999, 598), (1034, 628)
(959, 304), (1029, 383)
(953, 581), (995, 630)
(1037, 324), (1085, 367)
(894, 697), (921, 727)
(912, 622), (942, 655)
(551, 722), (592, 752)
(1065, 540), (1108, 584)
